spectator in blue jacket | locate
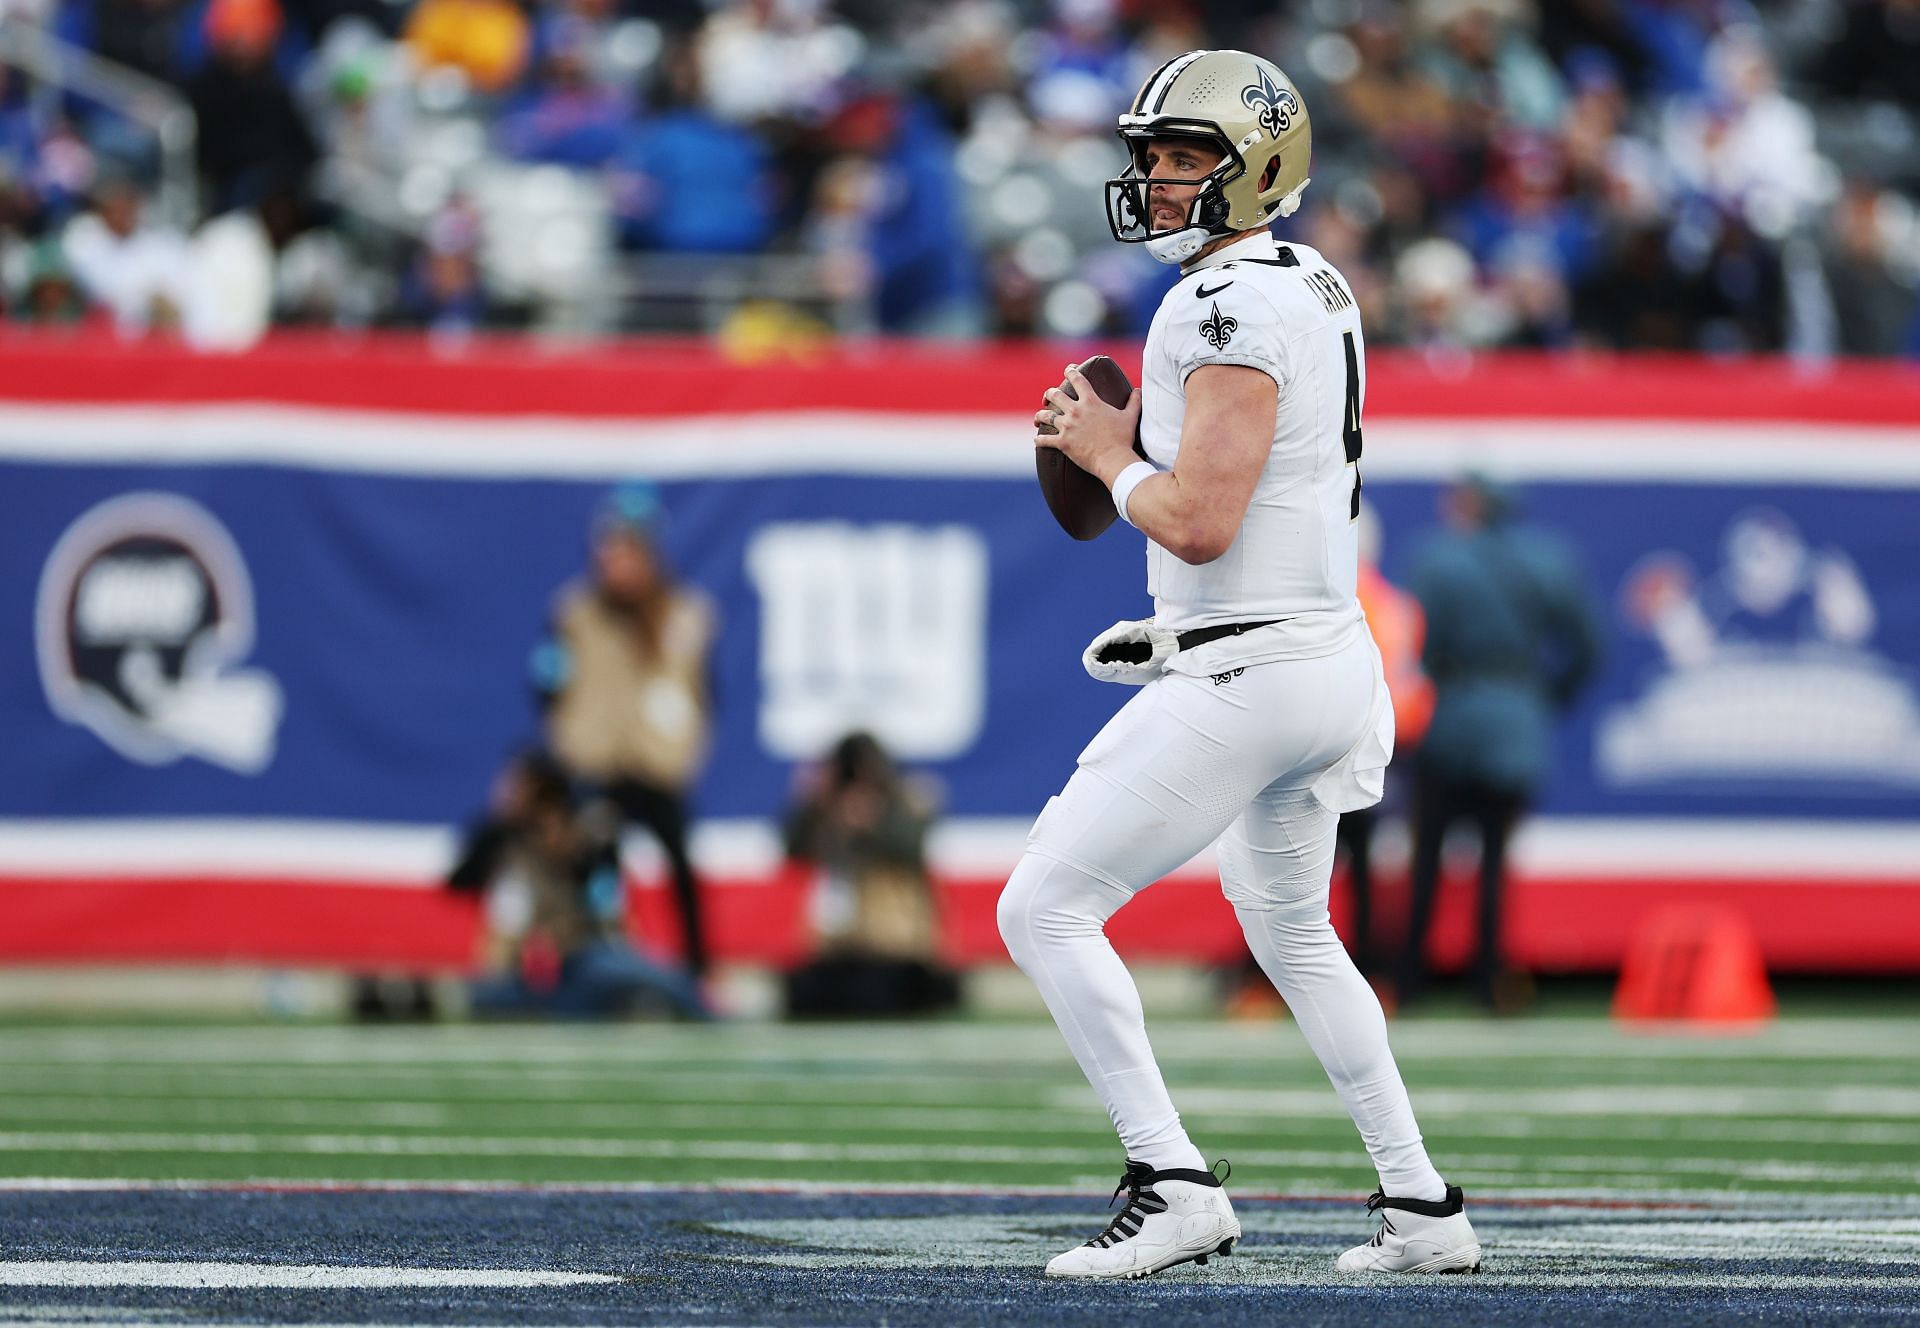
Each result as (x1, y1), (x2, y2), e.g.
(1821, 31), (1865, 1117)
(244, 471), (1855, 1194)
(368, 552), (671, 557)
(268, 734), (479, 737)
(1396, 474), (1602, 1012)
(494, 19), (629, 169)
(610, 40), (772, 254)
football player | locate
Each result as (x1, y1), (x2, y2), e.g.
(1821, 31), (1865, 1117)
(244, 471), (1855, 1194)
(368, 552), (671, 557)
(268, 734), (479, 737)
(1006, 49), (1481, 1279)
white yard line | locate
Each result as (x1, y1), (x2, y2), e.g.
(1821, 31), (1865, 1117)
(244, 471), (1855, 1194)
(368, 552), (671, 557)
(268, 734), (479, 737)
(0, 1097), (455, 1128)
(2, 1094), (1916, 1149)
(0, 1260), (619, 1289)
(11, 1177), (1920, 1216)
(0, 1130), (1155, 1166)
(0, 1017), (1911, 1065)
(0, 1176), (1153, 1198)
(7, 1067), (1919, 1121)
(0, 1064), (1073, 1105)
(703, 1206), (1920, 1281)
(740, 1250), (1920, 1291)
(0, 1097), (1076, 1134)
(1, 1131), (1915, 1183)
(1155, 1084), (1920, 1118)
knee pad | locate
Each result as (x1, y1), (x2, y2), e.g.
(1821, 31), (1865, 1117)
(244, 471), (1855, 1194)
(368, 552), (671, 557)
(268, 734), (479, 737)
(1218, 798), (1338, 914)
(997, 850), (1130, 966)
(1237, 898), (1344, 959)
(995, 858), (1041, 962)
(1220, 844), (1336, 916)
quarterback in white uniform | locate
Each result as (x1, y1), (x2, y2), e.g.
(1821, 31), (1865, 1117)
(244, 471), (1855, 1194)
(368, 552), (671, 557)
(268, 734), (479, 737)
(1005, 50), (1483, 1280)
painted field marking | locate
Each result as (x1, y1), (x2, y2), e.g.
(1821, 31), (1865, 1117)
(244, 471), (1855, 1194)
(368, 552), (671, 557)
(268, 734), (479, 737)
(0, 1177), (1634, 1204)
(0, 1260), (620, 1289)
(10, 1062), (1920, 1123)
(0, 1130), (1167, 1166)
(0, 1176), (1197, 1198)
(11, 1176), (1918, 1212)
(1158, 1084), (1920, 1118)
(0, 1097), (1904, 1159)
(0, 1092), (1278, 1133)
(701, 1206), (1920, 1284)
(12, 1060), (1913, 1102)
(2, 1131), (1916, 1185)
(0, 1018), (1912, 1066)
(0, 1063), (1076, 1101)
(3, 1094), (1915, 1150)
(0, 1096), (456, 1129)
(1510, 1217), (1920, 1250)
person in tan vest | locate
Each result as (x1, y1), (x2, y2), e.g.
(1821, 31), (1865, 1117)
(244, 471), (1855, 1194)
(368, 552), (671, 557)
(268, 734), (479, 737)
(535, 482), (718, 976)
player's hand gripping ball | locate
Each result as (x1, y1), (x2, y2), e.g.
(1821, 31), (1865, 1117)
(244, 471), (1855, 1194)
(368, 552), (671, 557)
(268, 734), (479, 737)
(1034, 355), (1144, 540)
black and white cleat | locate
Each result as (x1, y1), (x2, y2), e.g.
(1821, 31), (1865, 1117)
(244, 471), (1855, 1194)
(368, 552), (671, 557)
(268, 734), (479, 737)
(1336, 1184), (1483, 1274)
(1044, 1161), (1241, 1280)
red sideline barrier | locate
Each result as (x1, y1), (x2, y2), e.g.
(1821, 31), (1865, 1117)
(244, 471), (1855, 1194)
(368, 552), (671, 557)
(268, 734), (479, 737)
(4, 328), (1920, 422)
(5, 871), (1917, 975)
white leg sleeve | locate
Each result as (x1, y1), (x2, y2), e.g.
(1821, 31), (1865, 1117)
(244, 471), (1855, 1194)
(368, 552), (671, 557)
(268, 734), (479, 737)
(998, 845), (1205, 1172)
(1221, 786), (1448, 1202)
(997, 677), (1285, 1173)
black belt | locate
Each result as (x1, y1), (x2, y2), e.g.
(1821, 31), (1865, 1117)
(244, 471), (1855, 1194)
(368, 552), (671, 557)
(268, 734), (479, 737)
(1175, 619), (1282, 652)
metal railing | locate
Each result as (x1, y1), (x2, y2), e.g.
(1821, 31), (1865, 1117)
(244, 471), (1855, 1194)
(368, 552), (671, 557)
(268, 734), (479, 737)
(616, 251), (871, 335)
(0, 18), (198, 227)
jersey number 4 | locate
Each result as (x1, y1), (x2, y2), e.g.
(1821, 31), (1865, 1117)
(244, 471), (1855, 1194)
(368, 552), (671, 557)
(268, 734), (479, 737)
(1342, 329), (1363, 521)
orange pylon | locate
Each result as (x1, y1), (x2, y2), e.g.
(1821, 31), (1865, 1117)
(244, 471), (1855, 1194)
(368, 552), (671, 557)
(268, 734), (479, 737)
(1612, 905), (1776, 1027)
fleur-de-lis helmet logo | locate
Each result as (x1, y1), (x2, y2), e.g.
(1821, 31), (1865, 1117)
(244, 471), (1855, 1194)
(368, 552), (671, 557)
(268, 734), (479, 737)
(1199, 301), (1238, 349)
(1242, 66), (1298, 141)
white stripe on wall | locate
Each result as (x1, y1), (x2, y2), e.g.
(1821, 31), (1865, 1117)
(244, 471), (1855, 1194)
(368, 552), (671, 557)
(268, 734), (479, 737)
(0, 817), (1912, 883)
(0, 406), (1917, 484)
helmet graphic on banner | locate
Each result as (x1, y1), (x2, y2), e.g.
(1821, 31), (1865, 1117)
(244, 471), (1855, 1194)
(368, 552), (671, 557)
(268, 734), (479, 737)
(35, 492), (284, 774)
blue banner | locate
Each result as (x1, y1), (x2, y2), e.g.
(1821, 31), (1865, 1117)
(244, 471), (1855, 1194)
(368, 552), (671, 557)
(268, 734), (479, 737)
(6, 460), (1918, 831)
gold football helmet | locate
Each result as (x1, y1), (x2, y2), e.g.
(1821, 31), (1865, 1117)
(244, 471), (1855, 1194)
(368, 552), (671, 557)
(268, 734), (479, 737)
(1105, 49), (1313, 265)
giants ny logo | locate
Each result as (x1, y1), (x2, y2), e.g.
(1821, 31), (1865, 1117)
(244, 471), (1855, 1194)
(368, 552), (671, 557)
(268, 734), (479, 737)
(1241, 68), (1298, 140)
(35, 493), (283, 773)
(746, 522), (987, 760)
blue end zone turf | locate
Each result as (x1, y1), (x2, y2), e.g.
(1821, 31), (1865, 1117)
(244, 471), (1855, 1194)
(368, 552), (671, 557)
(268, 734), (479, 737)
(3, 1187), (1916, 1326)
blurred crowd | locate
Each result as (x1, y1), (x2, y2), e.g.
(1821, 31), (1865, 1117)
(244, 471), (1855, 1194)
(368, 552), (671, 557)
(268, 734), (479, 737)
(1, 0), (1917, 353)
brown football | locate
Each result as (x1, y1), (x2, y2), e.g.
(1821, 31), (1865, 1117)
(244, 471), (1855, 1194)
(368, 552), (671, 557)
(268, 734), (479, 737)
(1034, 355), (1145, 541)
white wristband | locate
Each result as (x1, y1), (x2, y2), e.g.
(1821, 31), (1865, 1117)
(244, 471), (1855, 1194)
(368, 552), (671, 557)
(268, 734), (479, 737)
(1110, 460), (1159, 528)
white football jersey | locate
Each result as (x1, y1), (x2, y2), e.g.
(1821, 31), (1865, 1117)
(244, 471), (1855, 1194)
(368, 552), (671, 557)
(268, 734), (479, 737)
(1137, 229), (1369, 677)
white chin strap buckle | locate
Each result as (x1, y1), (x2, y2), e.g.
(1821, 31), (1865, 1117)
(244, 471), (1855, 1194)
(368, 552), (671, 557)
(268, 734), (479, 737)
(1146, 225), (1211, 265)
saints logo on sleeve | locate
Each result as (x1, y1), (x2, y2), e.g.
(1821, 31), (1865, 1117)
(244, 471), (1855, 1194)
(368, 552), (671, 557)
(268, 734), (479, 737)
(1199, 302), (1238, 349)
(1167, 275), (1289, 389)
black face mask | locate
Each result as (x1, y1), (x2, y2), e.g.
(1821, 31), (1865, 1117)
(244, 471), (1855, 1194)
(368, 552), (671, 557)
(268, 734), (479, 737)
(1102, 127), (1241, 248)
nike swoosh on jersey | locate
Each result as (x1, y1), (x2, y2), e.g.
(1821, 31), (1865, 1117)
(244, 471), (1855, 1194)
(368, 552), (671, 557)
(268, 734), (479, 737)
(1194, 281), (1234, 299)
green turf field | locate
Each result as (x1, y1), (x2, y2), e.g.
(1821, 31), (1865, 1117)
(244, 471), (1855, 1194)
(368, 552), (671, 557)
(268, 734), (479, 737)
(2, 1011), (1916, 1197)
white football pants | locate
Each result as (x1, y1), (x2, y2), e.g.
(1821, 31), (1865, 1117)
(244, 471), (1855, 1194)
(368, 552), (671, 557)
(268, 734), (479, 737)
(997, 632), (1446, 1200)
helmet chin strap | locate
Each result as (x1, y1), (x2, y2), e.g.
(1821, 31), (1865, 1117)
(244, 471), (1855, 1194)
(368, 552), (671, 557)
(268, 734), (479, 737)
(1145, 225), (1212, 265)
